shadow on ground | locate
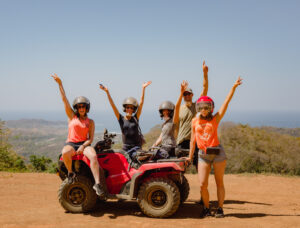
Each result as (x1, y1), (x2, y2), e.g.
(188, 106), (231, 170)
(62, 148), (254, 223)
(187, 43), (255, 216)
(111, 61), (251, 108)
(84, 199), (300, 219)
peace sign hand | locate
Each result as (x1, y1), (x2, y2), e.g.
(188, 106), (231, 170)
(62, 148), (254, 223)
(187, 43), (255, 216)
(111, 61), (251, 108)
(181, 80), (188, 94)
(142, 81), (152, 89)
(51, 73), (62, 85)
(234, 76), (243, 88)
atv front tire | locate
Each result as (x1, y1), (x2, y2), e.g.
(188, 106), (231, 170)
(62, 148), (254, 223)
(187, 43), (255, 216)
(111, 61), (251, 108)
(137, 178), (180, 218)
(176, 175), (190, 203)
(58, 175), (97, 213)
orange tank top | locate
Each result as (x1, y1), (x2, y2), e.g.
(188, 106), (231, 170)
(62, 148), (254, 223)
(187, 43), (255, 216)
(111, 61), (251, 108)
(67, 116), (90, 143)
(192, 115), (220, 153)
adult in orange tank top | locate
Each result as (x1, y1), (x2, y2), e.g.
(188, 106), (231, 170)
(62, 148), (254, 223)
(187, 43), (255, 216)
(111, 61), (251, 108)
(51, 73), (105, 197)
(186, 76), (243, 218)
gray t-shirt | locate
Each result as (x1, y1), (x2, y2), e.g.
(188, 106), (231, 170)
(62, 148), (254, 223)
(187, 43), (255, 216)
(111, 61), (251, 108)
(176, 102), (196, 144)
(161, 118), (176, 148)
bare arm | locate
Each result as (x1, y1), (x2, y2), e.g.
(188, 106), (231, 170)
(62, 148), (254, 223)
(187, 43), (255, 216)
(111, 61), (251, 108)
(51, 73), (74, 120)
(136, 81), (152, 119)
(187, 123), (196, 161)
(153, 133), (163, 147)
(216, 76), (243, 123)
(200, 61), (208, 96)
(99, 85), (120, 120)
(173, 81), (188, 125)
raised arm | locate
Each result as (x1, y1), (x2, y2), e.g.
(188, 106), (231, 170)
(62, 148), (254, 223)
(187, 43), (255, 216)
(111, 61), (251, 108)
(200, 61), (209, 96)
(136, 81), (152, 119)
(216, 76), (243, 123)
(173, 81), (188, 125)
(51, 73), (74, 120)
(99, 84), (120, 120)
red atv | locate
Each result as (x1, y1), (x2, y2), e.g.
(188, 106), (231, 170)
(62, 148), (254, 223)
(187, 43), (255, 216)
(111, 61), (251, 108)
(57, 129), (190, 218)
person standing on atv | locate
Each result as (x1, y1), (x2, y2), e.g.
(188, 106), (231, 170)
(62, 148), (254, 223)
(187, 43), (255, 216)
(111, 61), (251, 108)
(99, 81), (151, 157)
(186, 76), (243, 218)
(152, 81), (188, 159)
(177, 61), (209, 167)
(51, 74), (105, 197)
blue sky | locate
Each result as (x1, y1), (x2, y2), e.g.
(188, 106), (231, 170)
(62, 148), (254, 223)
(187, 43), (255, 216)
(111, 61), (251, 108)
(1, 0), (300, 118)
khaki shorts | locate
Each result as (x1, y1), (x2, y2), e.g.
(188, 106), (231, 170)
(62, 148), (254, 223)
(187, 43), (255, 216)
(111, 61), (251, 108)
(198, 145), (227, 164)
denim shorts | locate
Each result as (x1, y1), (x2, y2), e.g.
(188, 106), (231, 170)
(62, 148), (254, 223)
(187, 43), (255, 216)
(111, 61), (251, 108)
(198, 145), (227, 164)
(65, 141), (89, 151)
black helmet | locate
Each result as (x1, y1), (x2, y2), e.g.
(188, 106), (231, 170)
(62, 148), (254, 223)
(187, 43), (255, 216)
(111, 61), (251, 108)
(73, 96), (90, 113)
(159, 101), (175, 118)
(122, 97), (139, 112)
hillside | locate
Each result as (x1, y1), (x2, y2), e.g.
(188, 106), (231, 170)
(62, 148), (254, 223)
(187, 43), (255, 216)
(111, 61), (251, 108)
(5, 119), (121, 161)
(2, 119), (300, 175)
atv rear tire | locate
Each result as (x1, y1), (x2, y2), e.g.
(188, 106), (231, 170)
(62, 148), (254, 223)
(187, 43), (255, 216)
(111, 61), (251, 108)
(176, 175), (190, 203)
(137, 178), (180, 218)
(58, 175), (97, 213)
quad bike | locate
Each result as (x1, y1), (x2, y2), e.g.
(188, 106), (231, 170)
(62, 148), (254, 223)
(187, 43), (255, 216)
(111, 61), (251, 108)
(56, 129), (190, 218)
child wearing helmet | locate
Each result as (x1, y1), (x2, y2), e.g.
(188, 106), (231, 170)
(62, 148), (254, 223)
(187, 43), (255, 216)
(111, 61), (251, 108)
(186, 76), (243, 218)
(152, 81), (188, 159)
(99, 81), (151, 158)
(51, 74), (106, 197)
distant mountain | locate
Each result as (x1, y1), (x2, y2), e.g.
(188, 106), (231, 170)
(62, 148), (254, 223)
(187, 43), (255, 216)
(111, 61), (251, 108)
(5, 119), (121, 161)
(6, 119), (67, 129)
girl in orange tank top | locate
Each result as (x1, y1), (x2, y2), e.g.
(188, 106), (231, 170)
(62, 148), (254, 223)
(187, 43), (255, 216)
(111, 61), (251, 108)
(51, 73), (106, 197)
(187, 76), (243, 218)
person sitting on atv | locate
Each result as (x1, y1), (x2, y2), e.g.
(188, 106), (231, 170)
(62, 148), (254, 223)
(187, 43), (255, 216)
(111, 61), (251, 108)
(51, 74), (105, 197)
(152, 81), (188, 159)
(186, 76), (243, 218)
(99, 81), (151, 159)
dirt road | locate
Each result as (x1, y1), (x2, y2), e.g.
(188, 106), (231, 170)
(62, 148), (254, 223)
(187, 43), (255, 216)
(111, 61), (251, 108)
(0, 172), (299, 228)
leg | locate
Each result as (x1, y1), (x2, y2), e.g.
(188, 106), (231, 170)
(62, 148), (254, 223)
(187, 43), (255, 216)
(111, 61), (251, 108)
(62, 145), (75, 174)
(198, 161), (211, 209)
(213, 160), (226, 208)
(83, 146), (100, 184)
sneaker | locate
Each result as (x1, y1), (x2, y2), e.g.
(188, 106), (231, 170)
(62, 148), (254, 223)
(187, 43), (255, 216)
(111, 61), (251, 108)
(67, 172), (76, 184)
(93, 183), (106, 198)
(200, 207), (212, 218)
(215, 207), (225, 218)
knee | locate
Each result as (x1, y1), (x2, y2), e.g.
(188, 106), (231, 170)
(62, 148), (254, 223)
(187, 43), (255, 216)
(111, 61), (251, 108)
(62, 146), (73, 156)
(215, 181), (225, 189)
(199, 181), (208, 191)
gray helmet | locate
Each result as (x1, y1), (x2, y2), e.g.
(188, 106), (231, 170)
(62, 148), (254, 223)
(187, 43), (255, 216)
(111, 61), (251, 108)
(159, 101), (175, 118)
(73, 96), (90, 112)
(122, 97), (139, 112)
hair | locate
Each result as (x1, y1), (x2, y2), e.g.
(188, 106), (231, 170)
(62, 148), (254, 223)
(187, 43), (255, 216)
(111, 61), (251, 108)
(123, 106), (137, 113)
(160, 110), (174, 119)
(199, 112), (213, 121)
(74, 104), (88, 118)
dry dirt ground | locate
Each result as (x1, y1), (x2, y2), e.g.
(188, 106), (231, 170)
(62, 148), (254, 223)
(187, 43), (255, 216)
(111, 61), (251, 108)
(0, 172), (299, 228)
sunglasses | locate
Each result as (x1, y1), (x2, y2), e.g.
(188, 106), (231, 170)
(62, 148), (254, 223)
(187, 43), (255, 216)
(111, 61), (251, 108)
(199, 106), (211, 111)
(126, 106), (135, 110)
(183, 92), (192, 96)
(77, 104), (87, 109)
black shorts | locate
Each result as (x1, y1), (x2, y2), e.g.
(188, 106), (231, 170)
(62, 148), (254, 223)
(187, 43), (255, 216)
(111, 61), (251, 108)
(65, 141), (86, 151)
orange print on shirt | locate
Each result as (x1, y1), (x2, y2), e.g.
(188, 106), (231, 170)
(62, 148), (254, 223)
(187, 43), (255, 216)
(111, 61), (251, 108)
(193, 116), (220, 152)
